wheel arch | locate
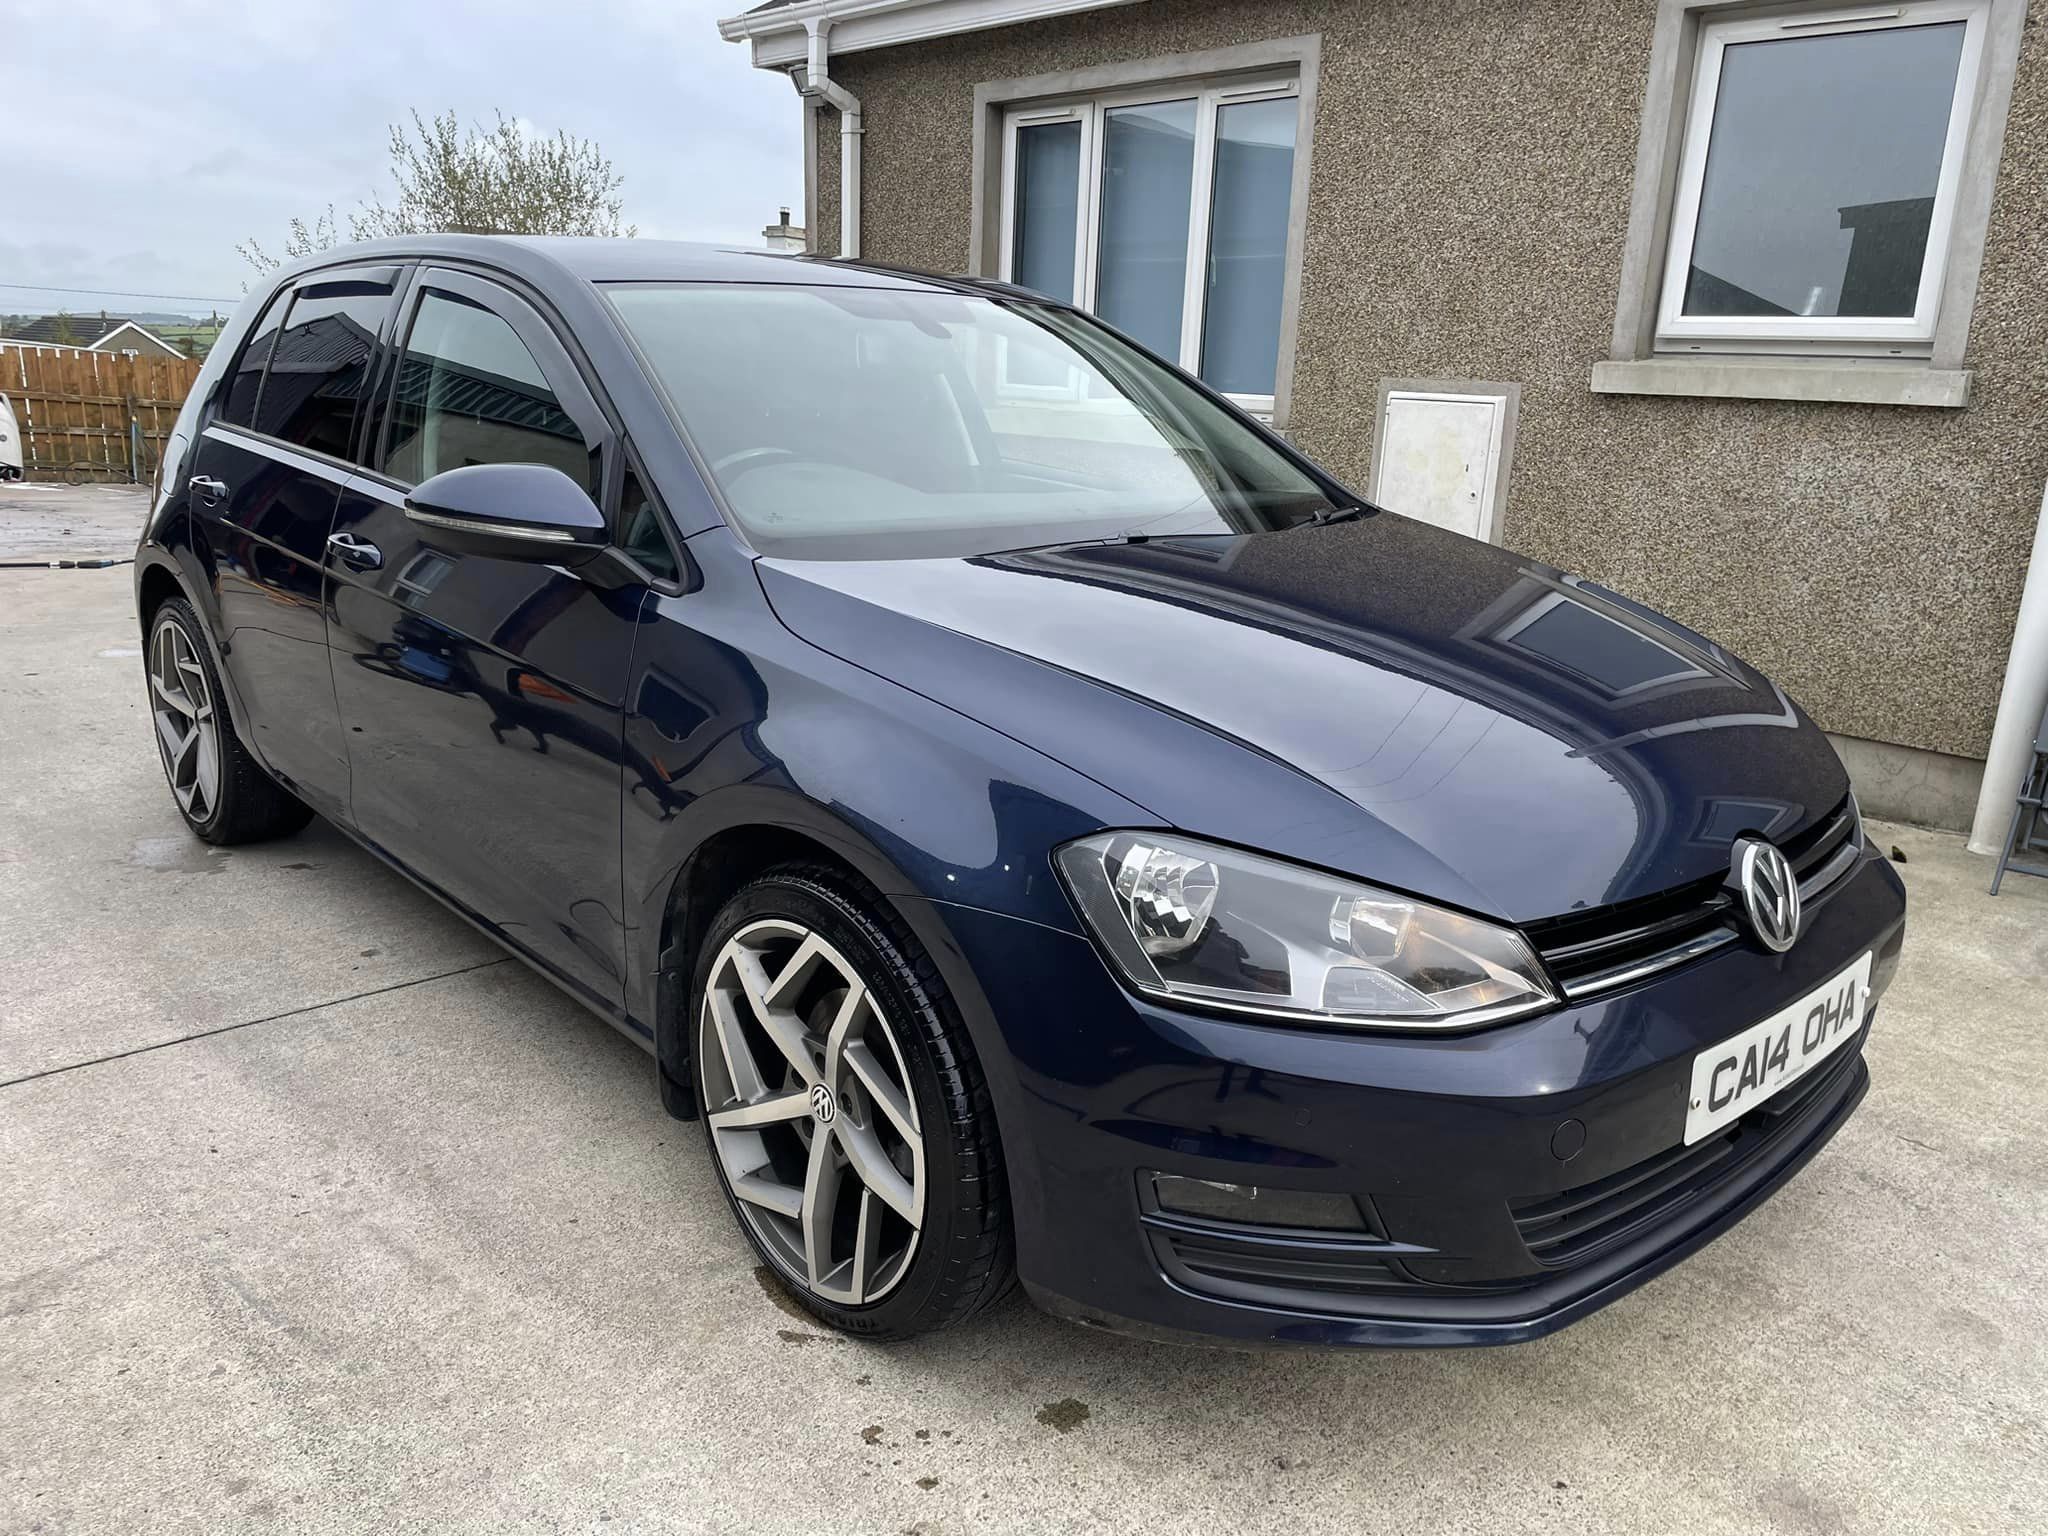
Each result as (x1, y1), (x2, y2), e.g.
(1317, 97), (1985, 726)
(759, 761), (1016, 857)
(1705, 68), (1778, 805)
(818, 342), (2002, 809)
(136, 558), (185, 630)
(134, 541), (265, 774)
(644, 788), (1028, 1179)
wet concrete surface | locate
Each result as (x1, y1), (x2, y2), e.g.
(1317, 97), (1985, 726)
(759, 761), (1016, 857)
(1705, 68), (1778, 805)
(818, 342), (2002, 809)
(2, 566), (2045, 1533)
(0, 481), (151, 561)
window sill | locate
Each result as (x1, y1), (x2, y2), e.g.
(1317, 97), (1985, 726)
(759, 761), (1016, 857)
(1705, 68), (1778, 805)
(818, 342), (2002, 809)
(1589, 357), (1972, 409)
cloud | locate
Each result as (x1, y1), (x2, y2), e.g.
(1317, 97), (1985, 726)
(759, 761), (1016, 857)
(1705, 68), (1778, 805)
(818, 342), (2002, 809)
(1, 0), (802, 315)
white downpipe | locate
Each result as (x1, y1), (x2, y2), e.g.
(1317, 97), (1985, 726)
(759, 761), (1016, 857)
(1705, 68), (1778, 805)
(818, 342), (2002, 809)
(802, 18), (862, 260)
(1968, 478), (2048, 854)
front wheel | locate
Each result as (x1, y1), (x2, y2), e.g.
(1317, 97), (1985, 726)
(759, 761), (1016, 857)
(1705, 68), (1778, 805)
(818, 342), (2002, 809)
(692, 865), (1015, 1338)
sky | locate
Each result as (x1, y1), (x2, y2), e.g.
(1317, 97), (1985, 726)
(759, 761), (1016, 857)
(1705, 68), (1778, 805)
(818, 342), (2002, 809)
(0, 0), (802, 319)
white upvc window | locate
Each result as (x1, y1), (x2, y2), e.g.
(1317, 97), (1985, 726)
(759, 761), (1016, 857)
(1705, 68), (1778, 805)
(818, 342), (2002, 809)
(998, 75), (1300, 415)
(1656, 0), (1991, 355)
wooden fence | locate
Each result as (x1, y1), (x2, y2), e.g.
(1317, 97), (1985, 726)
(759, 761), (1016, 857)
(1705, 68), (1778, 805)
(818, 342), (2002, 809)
(1, 343), (203, 483)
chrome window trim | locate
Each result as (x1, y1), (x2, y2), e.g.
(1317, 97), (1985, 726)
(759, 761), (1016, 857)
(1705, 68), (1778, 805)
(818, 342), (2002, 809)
(200, 423), (354, 484)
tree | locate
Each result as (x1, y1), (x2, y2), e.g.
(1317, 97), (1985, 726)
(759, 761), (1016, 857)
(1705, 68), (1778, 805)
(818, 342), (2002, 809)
(239, 110), (634, 273)
(237, 208), (343, 275)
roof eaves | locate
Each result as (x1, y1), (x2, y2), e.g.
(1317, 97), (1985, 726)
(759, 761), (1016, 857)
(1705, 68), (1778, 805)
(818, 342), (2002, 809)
(715, 0), (1149, 69)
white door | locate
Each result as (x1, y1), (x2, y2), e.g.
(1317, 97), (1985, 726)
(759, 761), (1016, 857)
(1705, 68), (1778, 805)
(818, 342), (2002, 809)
(1371, 390), (1509, 542)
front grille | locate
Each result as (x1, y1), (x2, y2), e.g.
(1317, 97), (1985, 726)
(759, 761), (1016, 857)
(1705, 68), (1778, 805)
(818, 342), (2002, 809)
(1785, 798), (1863, 887)
(1509, 1031), (1865, 1268)
(1527, 797), (1862, 998)
(1530, 870), (1735, 992)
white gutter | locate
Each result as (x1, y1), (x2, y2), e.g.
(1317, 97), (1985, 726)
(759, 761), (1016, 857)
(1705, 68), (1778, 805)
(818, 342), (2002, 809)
(798, 18), (863, 260)
(717, 0), (1147, 70)
(1969, 478), (2048, 856)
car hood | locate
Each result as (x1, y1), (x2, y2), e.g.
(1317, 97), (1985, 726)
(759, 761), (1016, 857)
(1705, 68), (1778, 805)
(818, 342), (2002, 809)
(756, 514), (1849, 923)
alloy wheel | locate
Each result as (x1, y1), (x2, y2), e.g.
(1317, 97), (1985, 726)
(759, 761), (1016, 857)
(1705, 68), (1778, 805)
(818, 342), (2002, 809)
(700, 918), (926, 1305)
(149, 616), (221, 824)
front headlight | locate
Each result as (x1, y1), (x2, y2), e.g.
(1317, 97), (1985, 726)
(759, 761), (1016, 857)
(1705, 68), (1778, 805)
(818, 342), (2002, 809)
(1054, 832), (1557, 1030)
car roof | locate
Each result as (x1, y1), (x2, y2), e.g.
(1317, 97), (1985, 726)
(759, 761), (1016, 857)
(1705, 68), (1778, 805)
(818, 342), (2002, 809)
(267, 234), (1012, 298)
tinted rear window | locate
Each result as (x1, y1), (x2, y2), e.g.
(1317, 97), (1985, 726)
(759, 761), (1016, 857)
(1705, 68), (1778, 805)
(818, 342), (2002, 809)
(219, 292), (288, 429)
(252, 288), (390, 460)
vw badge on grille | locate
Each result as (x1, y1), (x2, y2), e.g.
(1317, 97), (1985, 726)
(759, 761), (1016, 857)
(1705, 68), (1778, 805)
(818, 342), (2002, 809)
(1734, 837), (1801, 953)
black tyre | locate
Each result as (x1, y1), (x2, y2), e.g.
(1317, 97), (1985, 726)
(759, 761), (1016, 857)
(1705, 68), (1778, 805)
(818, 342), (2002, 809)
(145, 597), (313, 845)
(691, 863), (1015, 1338)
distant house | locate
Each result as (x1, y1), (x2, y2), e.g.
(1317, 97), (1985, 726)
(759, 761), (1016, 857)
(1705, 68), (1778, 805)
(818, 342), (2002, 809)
(149, 320), (227, 361)
(2, 314), (185, 357)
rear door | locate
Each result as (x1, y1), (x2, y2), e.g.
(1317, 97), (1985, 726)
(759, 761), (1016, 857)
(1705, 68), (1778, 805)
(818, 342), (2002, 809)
(182, 267), (399, 817)
(325, 266), (651, 1013)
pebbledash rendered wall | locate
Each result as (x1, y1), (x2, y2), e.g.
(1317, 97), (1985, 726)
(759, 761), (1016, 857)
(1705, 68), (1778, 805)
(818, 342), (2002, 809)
(803, 0), (2048, 814)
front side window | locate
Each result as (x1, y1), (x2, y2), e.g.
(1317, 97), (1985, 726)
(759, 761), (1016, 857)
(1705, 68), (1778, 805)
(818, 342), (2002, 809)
(1658, 1), (1989, 351)
(381, 289), (597, 493)
(607, 282), (1344, 562)
(1000, 76), (1300, 411)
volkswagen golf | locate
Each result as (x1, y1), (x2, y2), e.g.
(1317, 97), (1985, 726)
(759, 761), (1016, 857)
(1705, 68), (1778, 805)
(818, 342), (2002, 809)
(135, 237), (1906, 1348)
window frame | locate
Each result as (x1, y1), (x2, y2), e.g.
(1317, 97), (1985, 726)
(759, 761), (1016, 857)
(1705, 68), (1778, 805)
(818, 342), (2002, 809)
(999, 74), (1300, 415)
(1598, 0), (2025, 404)
(974, 38), (1321, 425)
(1654, 0), (1991, 353)
(993, 104), (1095, 402)
(999, 103), (1093, 310)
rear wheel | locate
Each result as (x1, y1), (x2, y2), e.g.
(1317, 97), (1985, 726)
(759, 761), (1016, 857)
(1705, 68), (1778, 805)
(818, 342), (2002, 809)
(147, 598), (312, 845)
(693, 865), (1015, 1337)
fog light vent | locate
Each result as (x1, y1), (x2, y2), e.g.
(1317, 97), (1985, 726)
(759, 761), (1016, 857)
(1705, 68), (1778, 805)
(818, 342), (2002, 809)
(1149, 1174), (1369, 1233)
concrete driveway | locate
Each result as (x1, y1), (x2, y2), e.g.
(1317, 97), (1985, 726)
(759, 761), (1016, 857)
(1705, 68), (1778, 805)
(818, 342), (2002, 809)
(4, 539), (2046, 1534)
(0, 481), (156, 564)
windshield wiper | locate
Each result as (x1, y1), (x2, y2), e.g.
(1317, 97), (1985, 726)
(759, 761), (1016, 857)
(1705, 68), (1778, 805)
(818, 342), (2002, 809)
(1309, 500), (1376, 526)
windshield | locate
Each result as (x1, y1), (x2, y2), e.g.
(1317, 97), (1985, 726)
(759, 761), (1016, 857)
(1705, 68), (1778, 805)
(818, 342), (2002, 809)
(605, 282), (1346, 560)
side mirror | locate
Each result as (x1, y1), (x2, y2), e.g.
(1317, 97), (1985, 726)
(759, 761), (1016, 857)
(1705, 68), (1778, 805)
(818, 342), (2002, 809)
(404, 463), (607, 564)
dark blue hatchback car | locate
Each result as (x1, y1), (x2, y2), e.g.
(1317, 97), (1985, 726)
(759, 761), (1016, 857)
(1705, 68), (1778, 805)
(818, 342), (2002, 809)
(136, 236), (1906, 1348)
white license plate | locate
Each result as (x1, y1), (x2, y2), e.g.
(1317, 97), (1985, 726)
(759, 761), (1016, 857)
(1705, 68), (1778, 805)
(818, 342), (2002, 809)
(1684, 952), (1872, 1146)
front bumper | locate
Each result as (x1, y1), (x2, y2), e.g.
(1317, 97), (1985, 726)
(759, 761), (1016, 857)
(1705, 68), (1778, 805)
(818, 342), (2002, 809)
(929, 848), (1907, 1349)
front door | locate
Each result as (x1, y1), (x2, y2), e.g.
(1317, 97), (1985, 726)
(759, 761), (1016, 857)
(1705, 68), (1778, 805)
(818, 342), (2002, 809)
(182, 267), (398, 816)
(324, 268), (644, 1013)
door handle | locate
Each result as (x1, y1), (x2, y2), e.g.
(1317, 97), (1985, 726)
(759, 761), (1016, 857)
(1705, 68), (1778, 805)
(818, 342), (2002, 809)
(188, 475), (228, 506)
(326, 531), (384, 571)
